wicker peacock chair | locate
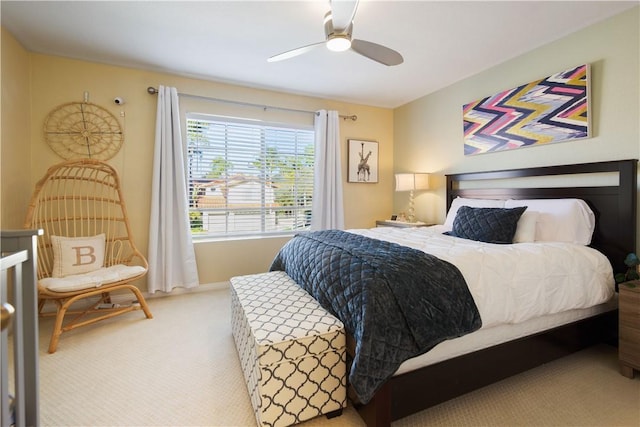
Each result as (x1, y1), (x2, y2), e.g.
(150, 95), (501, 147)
(24, 159), (152, 353)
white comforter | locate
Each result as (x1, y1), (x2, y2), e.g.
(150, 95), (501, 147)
(349, 225), (614, 328)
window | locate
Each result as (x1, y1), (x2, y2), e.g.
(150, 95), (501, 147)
(186, 114), (315, 238)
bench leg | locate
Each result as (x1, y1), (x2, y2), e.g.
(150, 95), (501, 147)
(325, 408), (343, 419)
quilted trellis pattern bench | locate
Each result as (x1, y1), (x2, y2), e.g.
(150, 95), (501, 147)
(230, 271), (346, 427)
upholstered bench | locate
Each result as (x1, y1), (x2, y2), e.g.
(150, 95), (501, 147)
(230, 271), (346, 427)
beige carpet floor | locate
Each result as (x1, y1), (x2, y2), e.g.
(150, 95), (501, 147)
(33, 287), (639, 427)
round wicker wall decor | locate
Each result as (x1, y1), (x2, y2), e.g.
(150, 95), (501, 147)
(44, 102), (124, 160)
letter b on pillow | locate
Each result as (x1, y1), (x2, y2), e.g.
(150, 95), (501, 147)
(51, 234), (106, 278)
(72, 245), (98, 266)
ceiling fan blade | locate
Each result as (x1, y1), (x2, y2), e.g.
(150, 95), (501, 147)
(351, 39), (404, 66)
(330, 0), (359, 32)
(268, 41), (326, 62)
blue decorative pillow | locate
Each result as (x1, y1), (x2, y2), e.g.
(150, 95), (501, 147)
(446, 206), (527, 244)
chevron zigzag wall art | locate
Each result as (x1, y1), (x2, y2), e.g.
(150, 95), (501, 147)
(463, 64), (590, 156)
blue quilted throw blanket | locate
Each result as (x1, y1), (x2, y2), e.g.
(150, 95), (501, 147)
(270, 229), (481, 404)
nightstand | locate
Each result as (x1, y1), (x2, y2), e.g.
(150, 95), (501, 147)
(619, 281), (640, 378)
(376, 220), (431, 228)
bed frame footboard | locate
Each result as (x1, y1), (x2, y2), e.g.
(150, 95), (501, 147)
(355, 310), (617, 427)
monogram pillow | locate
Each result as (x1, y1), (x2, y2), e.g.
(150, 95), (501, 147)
(51, 234), (106, 278)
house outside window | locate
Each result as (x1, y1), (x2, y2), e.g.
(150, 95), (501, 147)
(186, 114), (314, 239)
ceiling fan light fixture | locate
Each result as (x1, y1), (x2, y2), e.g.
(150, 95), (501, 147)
(327, 36), (351, 52)
(269, 2), (402, 66)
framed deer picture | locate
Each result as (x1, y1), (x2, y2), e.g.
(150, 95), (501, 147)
(348, 139), (378, 183)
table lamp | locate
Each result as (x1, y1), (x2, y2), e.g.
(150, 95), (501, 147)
(395, 173), (430, 223)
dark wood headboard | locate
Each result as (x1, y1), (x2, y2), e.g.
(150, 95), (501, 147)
(446, 159), (637, 275)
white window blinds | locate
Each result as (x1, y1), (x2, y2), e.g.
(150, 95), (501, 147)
(186, 114), (315, 238)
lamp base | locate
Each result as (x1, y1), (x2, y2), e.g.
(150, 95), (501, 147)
(407, 190), (416, 223)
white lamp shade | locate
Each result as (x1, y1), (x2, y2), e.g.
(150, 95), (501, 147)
(395, 173), (430, 191)
(414, 173), (430, 190)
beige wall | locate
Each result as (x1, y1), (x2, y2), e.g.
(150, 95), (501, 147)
(2, 46), (394, 287)
(394, 7), (640, 226)
(1, 28), (32, 230)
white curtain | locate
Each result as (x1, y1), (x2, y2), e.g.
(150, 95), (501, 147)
(311, 110), (344, 230)
(148, 85), (199, 293)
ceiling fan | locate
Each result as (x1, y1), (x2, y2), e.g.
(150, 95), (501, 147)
(268, 0), (403, 66)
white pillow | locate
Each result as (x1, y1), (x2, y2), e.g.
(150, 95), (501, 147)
(51, 234), (106, 278)
(513, 210), (539, 243)
(504, 199), (595, 245)
(444, 197), (505, 229)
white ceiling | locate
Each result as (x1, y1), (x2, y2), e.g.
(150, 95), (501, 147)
(2, 1), (637, 108)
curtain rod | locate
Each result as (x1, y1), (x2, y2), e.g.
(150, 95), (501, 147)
(147, 86), (357, 121)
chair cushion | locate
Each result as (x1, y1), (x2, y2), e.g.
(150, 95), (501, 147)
(51, 234), (106, 278)
(40, 264), (146, 292)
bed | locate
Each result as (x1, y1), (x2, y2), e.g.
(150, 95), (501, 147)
(272, 159), (637, 427)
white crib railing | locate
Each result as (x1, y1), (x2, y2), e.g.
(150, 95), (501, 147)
(1, 230), (41, 427)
